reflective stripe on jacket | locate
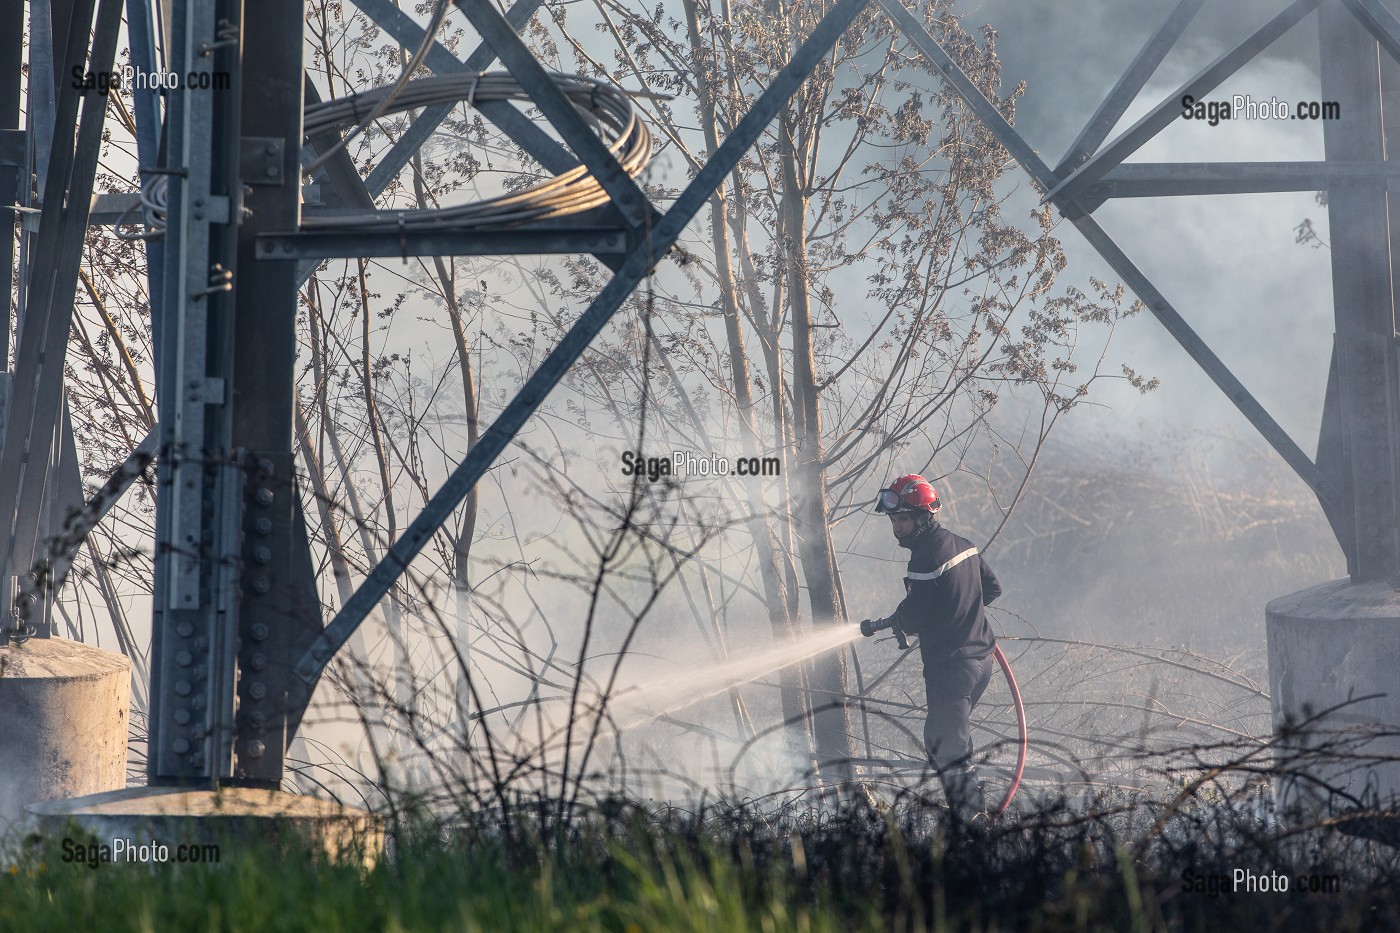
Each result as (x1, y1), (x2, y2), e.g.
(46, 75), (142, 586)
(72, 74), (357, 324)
(893, 522), (1000, 663)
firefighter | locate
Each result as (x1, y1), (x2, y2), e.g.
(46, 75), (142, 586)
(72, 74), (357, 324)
(870, 474), (1001, 816)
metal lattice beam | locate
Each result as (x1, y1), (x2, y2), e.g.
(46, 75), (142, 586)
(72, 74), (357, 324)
(0, 0), (122, 590)
(1055, 0), (1207, 174)
(1044, 0), (1322, 212)
(874, 0), (1339, 517)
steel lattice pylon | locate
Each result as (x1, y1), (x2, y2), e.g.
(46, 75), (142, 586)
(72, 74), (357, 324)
(2, 0), (1395, 791)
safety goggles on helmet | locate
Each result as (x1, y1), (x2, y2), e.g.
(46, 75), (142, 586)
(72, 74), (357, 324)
(877, 489), (906, 512)
(874, 474), (940, 514)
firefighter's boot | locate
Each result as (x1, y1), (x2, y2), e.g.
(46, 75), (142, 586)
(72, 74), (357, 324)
(941, 763), (986, 820)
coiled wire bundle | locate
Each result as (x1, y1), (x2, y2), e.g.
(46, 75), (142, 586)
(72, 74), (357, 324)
(118, 70), (653, 239)
(301, 71), (652, 230)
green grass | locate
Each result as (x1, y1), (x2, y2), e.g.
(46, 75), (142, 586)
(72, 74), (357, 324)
(2, 796), (1396, 932)
(0, 813), (855, 933)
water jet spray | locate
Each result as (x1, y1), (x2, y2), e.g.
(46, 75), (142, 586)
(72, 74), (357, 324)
(612, 624), (865, 732)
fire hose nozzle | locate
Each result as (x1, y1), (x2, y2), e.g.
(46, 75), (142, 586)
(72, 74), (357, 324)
(859, 617), (888, 637)
(860, 616), (910, 649)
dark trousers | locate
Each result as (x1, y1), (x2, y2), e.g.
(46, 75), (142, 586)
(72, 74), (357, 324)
(922, 654), (995, 771)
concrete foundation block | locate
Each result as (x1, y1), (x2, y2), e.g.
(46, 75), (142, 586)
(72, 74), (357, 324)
(27, 786), (381, 866)
(1266, 578), (1400, 818)
(0, 638), (131, 835)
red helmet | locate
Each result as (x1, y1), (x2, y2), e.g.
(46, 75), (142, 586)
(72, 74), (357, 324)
(875, 474), (940, 515)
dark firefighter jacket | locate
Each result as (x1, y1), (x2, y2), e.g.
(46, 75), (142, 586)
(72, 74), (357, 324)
(892, 521), (1001, 665)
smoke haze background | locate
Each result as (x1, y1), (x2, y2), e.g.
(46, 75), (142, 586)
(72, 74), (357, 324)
(281, 0), (1351, 798)
(19, 0), (1354, 807)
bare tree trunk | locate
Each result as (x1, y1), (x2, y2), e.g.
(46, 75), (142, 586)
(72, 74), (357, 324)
(433, 253), (480, 722)
(405, 153), (482, 728)
(779, 108), (855, 787)
(355, 259), (414, 741)
(682, 0), (812, 755)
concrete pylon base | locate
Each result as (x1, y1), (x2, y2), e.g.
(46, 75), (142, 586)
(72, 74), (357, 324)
(27, 787), (381, 865)
(1266, 578), (1400, 825)
(0, 638), (131, 835)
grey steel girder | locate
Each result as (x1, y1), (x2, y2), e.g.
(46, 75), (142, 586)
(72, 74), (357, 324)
(454, 0), (657, 231)
(1055, 0), (1207, 174)
(1340, 0), (1400, 63)
(147, 0), (243, 783)
(1317, 0), (1400, 580)
(351, 0), (577, 196)
(0, 0), (122, 603)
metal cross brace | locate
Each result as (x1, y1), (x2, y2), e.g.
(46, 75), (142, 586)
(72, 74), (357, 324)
(290, 0), (874, 691)
(328, 0), (574, 204)
(0, 0), (123, 587)
(1342, 0), (1400, 425)
(298, 0), (629, 274)
(1340, 0), (1400, 63)
(873, 0), (1339, 513)
(454, 0), (656, 231)
(1044, 0), (1322, 210)
(1055, 0), (1206, 174)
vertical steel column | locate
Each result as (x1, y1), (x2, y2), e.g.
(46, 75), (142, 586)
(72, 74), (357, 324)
(0, 0), (21, 364)
(1318, 2), (1400, 582)
(228, 0), (317, 787)
(0, 0), (21, 512)
(149, 0), (243, 783)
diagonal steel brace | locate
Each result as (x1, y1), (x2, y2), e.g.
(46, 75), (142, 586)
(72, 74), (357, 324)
(1043, 0), (1321, 211)
(1340, 0), (1400, 66)
(1055, 0), (1206, 174)
(290, 0), (873, 692)
(454, 0), (657, 230)
(350, 0), (577, 190)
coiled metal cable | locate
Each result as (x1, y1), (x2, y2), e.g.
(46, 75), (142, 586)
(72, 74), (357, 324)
(119, 70), (652, 239)
(301, 71), (652, 230)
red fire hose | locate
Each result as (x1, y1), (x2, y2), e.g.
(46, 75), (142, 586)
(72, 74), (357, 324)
(990, 642), (1026, 818)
